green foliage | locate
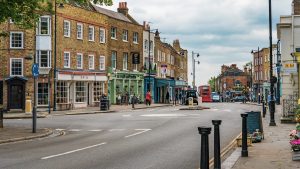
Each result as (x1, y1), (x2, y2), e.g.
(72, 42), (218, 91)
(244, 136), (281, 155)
(0, 0), (112, 30)
(208, 77), (216, 92)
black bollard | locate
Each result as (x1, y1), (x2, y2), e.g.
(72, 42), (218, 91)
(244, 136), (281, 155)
(241, 113), (248, 157)
(132, 97), (135, 109)
(0, 108), (3, 128)
(212, 120), (222, 169)
(198, 126), (212, 169)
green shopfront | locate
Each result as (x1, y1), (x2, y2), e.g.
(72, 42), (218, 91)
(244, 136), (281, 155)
(108, 70), (144, 104)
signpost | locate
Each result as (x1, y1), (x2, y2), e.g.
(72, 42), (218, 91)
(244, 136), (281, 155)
(31, 63), (39, 133)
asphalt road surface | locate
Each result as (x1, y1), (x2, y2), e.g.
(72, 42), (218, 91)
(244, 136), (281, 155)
(0, 103), (259, 169)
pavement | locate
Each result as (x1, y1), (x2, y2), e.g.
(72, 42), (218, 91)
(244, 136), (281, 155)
(0, 103), (172, 144)
(222, 103), (300, 169)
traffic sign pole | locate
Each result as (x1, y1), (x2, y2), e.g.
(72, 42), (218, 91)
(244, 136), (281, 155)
(32, 63), (39, 133)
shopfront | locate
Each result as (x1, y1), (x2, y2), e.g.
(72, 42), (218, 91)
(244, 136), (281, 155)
(155, 78), (175, 103)
(56, 71), (107, 110)
(109, 71), (144, 104)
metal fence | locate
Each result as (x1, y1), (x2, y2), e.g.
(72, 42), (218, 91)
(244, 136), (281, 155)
(282, 91), (298, 117)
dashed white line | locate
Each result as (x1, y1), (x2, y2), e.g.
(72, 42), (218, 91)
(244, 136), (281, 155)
(55, 129), (66, 131)
(41, 142), (107, 160)
(122, 114), (132, 117)
(87, 129), (102, 132)
(125, 129), (151, 138)
(109, 129), (125, 132)
(68, 129), (82, 132)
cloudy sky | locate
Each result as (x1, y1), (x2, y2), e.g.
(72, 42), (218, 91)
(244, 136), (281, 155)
(104, 0), (291, 86)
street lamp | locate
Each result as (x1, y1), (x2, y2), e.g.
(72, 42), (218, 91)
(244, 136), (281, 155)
(53, 1), (64, 111)
(276, 40), (281, 105)
(269, 0), (276, 126)
(146, 23), (157, 94)
(251, 47), (260, 104)
(192, 51), (200, 90)
(245, 62), (253, 101)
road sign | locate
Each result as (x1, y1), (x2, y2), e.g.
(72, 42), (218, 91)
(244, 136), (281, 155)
(32, 64), (39, 77)
(132, 53), (140, 64)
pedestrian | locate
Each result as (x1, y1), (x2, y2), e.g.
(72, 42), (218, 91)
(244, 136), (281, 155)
(145, 91), (152, 106)
(179, 92), (182, 105)
(166, 91), (170, 104)
(175, 92), (178, 105)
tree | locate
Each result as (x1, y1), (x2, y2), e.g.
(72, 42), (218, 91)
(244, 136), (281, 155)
(208, 76), (216, 92)
(0, 0), (112, 31)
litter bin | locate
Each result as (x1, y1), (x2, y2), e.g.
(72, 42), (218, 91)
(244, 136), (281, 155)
(100, 96), (109, 111)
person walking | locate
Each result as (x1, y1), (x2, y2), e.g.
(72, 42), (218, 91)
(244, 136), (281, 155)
(179, 92), (182, 105)
(166, 91), (170, 104)
(145, 91), (152, 106)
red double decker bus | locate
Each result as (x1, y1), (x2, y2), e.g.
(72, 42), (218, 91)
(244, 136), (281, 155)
(198, 85), (212, 102)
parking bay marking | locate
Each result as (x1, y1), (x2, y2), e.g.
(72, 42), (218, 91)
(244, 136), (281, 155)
(41, 142), (107, 160)
(125, 129), (152, 138)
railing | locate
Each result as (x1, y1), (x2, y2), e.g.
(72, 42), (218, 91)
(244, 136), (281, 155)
(282, 91), (298, 117)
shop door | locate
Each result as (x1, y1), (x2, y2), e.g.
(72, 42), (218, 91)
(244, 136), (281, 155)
(10, 85), (24, 109)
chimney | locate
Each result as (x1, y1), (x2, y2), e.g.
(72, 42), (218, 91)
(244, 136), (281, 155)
(231, 64), (237, 69)
(118, 2), (129, 16)
(155, 29), (160, 40)
(292, 0), (300, 15)
(173, 39), (181, 52)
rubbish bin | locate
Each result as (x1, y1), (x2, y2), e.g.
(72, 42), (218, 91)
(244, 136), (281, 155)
(100, 96), (109, 111)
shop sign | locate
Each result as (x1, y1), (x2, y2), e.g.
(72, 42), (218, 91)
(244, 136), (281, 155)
(282, 62), (297, 74)
(132, 53), (140, 64)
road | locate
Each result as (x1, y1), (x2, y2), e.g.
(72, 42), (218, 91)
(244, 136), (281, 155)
(0, 103), (259, 169)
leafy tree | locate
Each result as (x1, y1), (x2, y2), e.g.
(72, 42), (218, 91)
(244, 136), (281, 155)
(0, 0), (112, 30)
(208, 76), (216, 92)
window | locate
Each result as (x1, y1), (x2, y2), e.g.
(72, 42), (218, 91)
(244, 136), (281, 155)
(99, 56), (105, 70)
(77, 23), (83, 39)
(10, 58), (23, 76)
(75, 82), (86, 103)
(10, 32), (23, 49)
(162, 52), (166, 62)
(122, 29), (128, 41)
(93, 82), (105, 102)
(133, 64), (138, 71)
(89, 55), (94, 69)
(133, 32), (138, 43)
(111, 51), (117, 69)
(38, 16), (50, 35)
(36, 50), (51, 68)
(88, 26), (94, 41)
(150, 40), (153, 53)
(157, 50), (161, 62)
(77, 53), (83, 69)
(38, 83), (49, 105)
(171, 55), (175, 64)
(123, 53), (128, 70)
(63, 20), (70, 37)
(111, 27), (117, 39)
(57, 81), (68, 103)
(64, 52), (70, 68)
(100, 28), (106, 43)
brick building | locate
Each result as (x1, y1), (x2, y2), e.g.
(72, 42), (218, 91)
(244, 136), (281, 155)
(216, 64), (250, 99)
(94, 2), (144, 104)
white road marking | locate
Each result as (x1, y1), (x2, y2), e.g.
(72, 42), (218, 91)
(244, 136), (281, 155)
(224, 109), (232, 112)
(125, 129), (151, 138)
(41, 142), (107, 160)
(210, 108), (219, 111)
(87, 129), (102, 132)
(141, 114), (186, 117)
(55, 129), (66, 131)
(109, 129), (125, 132)
(68, 129), (81, 132)
(122, 114), (132, 117)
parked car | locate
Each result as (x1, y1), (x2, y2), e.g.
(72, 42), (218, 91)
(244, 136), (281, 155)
(184, 90), (199, 105)
(212, 94), (220, 102)
(233, 95), (246, 102)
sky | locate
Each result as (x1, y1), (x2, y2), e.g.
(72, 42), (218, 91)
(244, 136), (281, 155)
(103, 0), (292, 86)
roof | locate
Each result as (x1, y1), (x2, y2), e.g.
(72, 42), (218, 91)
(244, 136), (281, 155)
(65, 0), (96, 11)
(92, 5), (132, 23)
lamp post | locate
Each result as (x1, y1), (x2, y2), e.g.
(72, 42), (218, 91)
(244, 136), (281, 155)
(269, 0), (276, 126)
(53, 1), (64, 111)
(276, 40), (281, 105)
(246, 62), (253, 101)
(191, 51), (200, 90)
(251, 47), (260, 103)
(146, 24), (157, 98)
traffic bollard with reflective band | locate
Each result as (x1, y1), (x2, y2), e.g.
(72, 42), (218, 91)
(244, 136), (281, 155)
(198, 126), (211, 169)
(241, 113), (248, 157)
(212, 120), (222, 169)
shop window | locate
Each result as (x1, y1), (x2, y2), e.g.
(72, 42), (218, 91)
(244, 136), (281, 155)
(93, 82), (105, 102)
(57, 81), (68, 103)
(38, 83), (48, 105)
(76, 82), (86, 103)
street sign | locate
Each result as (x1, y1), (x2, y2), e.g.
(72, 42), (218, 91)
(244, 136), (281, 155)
(32, 64), (39, 77)
(132, 53), (140, 64)
(282, 62), (297, 74)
